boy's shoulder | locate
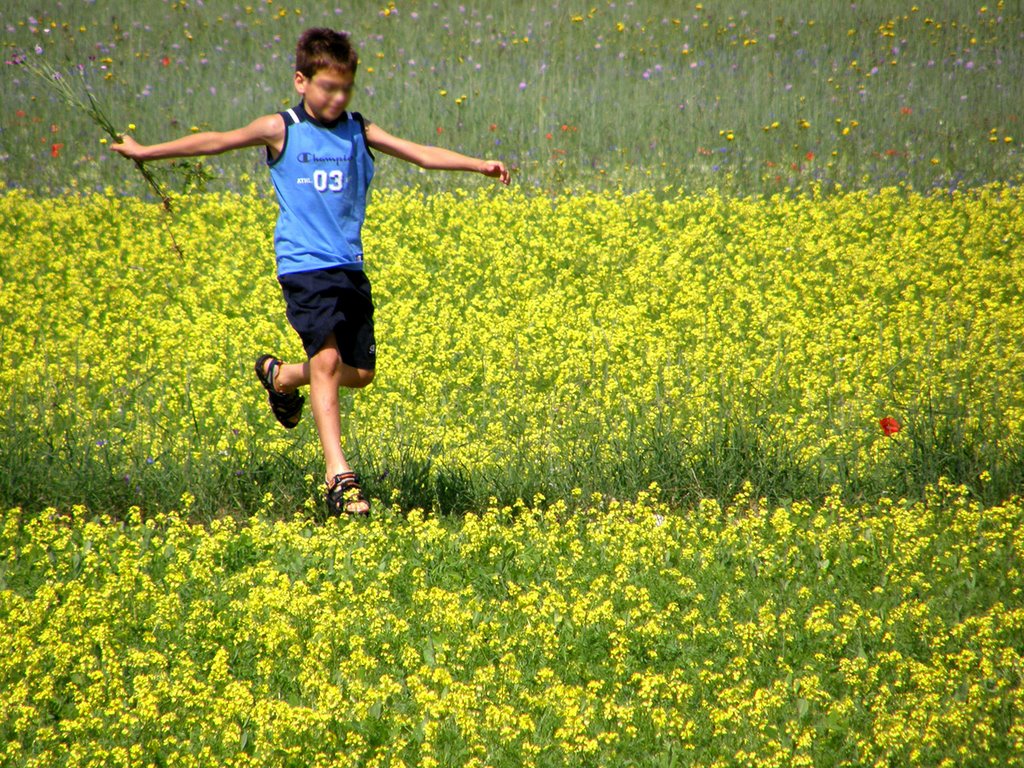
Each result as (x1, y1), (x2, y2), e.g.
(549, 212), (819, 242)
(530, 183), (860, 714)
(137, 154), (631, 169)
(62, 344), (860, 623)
(243, 111), (289, 140)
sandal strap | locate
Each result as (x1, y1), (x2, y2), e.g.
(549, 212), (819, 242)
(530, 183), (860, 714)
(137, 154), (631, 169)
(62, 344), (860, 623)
(255, 354), (284, 394)
(267, 358), (281, 392)
(328, 471), (361, 492)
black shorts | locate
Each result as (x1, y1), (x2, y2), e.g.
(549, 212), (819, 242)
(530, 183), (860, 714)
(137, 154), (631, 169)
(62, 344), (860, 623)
(277, 266), (376, 370)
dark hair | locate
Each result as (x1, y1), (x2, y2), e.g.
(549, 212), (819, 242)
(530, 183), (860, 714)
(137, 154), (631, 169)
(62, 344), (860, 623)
(295, 28), (358, 77)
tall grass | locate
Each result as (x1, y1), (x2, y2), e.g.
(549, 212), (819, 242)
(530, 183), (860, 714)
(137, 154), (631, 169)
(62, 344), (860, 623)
(2, 0), (1022, 196)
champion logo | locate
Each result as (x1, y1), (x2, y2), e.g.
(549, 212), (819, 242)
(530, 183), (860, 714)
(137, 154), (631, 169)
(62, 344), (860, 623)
(297, 152), (350, 164)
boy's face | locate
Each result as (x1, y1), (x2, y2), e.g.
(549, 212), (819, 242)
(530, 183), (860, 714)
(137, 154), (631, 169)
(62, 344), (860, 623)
(294, 66), (354, 124)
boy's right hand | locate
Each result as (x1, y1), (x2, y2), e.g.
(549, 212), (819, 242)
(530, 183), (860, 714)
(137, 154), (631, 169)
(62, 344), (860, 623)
(109, 135), (146, 160)
(480, 159), (511, 185)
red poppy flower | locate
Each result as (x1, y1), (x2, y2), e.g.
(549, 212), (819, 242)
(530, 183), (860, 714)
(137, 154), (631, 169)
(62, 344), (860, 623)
(879, 416), (901, 436)
(161, 56), (171, 67)
(51, 143), (64, 158)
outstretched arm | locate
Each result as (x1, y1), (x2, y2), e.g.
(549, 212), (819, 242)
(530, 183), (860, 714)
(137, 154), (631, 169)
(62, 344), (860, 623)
(365, 122), (510, 184)
(110, 114), (285, 161)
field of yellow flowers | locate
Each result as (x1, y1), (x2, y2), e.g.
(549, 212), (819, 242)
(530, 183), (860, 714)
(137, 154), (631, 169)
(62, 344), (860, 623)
(3, 484), (1023, 767)
(1, 185), (1022, 515)
(1, 185), (1023, 765)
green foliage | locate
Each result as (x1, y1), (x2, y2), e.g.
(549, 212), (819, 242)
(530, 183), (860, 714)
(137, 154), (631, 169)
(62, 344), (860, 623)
(2, 0), (1022, 195)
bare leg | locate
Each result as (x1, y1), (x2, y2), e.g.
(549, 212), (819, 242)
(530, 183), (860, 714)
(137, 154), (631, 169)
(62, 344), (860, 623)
(263, 359), (309, 393)
(262, 354), (371, 394)
(278, 334), (373, 515)
(309, 337), (350, 480)
(262, 339), (373, 481)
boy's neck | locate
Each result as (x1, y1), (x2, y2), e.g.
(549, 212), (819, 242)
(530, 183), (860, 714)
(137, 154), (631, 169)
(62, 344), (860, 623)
(298, 100), (346, 128)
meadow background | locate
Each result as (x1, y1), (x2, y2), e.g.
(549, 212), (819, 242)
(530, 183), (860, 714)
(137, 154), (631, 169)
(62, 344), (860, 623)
(2, 0), (1022, 195)
(2, 2), (1024, 767)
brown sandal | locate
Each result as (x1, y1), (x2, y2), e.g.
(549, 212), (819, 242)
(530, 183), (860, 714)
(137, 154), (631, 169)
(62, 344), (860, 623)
(325, 472), (370, 517)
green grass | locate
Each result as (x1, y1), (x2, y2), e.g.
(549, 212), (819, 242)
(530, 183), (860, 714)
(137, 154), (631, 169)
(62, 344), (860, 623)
(2, 0), (1022, 195)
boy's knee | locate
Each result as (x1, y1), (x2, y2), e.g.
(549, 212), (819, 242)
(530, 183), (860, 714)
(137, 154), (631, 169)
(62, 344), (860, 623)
(311, 348), (373, 388)
(311, 347), (345, 382)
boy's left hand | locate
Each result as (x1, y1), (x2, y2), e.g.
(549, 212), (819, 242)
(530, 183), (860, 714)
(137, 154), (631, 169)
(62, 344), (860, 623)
(480, 160), (511, 185)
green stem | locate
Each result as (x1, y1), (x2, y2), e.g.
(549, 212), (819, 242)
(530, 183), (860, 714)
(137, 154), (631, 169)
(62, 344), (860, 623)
(22, 54), (185, 261)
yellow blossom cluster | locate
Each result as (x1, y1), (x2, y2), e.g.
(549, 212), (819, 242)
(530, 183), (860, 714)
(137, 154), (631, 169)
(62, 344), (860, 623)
(0, 186), (1022, 511)
(1, 480), (1022, 766)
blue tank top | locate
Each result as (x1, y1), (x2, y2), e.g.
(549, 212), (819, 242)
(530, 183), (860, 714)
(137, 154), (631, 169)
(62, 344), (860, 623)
(268, 103), (375, 275)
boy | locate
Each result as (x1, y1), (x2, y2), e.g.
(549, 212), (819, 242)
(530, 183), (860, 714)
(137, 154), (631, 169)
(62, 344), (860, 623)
(112, 28), (509, 517)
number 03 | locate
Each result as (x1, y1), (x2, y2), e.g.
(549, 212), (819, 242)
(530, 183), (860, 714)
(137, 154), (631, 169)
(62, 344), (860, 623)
(313, 169), (344, 192)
